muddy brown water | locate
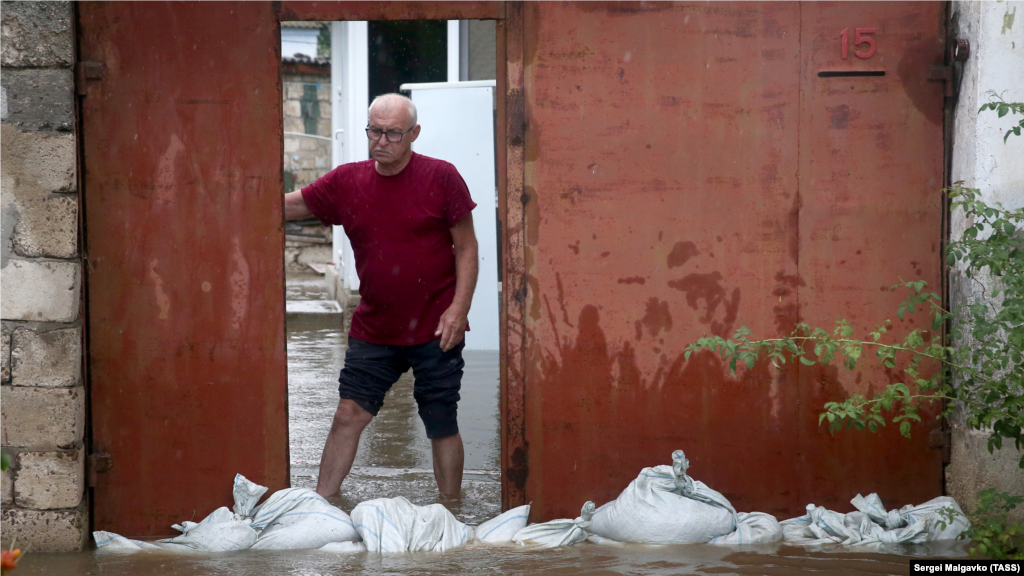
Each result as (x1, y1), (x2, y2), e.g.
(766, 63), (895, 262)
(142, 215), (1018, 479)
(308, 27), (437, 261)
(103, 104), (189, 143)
(11, 541), (968, 575)
(15, 275), (968, 574)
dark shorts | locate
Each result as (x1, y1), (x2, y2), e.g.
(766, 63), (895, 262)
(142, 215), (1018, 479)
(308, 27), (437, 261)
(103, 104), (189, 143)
(338, 337), (464, 439)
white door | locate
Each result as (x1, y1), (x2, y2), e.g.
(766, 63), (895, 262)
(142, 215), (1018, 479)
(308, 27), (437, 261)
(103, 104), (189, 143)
(403, 81), (499, 351)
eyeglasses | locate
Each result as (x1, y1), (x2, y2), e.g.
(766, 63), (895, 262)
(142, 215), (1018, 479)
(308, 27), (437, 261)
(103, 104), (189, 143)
(365, 127), (414, 143)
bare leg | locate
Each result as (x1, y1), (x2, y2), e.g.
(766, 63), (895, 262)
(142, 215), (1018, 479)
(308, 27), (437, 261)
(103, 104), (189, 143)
(431, 433), (465, 497)
(316, 399), (374, 498)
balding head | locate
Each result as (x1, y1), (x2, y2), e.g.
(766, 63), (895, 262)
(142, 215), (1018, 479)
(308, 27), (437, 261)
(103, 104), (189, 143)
(366, 93), (421, 176)
(368, 93), (418, 129)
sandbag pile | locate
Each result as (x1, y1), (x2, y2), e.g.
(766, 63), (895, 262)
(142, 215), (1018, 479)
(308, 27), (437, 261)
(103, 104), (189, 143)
(512, 501), (596, 549)
(780, 492), (970, 546)
(505, 450), (782, 548)
(94, 474), (530, 554)
(95, 474), (361, 553)
(351, 497), (472, 552)
(94, 450), (969, 553)
(587, 450), (747, 545)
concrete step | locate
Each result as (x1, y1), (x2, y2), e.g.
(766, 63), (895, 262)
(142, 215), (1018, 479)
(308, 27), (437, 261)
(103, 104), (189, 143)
(285, 299), (343, 321)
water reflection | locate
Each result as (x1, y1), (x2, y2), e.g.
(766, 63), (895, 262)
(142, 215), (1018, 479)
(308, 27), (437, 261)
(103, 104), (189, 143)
(15, 540), (968, 575)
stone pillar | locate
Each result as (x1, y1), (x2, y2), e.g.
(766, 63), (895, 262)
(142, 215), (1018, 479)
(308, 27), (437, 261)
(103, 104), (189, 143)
(947, 1), (1024, 520)
(1, 0), (88, 552)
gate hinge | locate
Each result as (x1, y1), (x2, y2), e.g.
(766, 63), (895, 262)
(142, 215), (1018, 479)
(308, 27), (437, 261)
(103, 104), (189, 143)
(926, 38), (970, 100)
(928, 428), (951, 464)
(87, 453), (113, 487)
(927, 65), (956, 98)
(76, 62), (105, 96)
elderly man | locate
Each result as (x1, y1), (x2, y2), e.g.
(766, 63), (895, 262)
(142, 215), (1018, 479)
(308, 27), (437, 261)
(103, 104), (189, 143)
(284, 93), (479, 498)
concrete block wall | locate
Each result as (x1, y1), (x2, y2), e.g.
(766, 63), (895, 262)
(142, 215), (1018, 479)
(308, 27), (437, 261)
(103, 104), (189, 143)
(283, 71), (332, 193)
(283, 70), (333, 272)
(1, 1), (88, 552)
(947, 1), (1024, 520)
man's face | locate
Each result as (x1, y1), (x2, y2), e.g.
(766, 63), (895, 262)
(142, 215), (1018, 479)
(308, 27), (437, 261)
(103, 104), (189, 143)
(367, 104), (420, 169)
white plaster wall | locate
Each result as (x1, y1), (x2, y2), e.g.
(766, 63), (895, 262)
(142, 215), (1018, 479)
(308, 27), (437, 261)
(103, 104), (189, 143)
(951, 1), (1023, 208)
(947, 0), (1024, 520)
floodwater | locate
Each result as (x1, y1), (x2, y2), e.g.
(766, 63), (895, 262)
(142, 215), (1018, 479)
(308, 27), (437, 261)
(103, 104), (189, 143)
(12, 274), (968, 574)
(10, 540), (969, 575)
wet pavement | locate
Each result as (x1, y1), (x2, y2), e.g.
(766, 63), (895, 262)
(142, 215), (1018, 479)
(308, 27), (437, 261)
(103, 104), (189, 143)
(12, 274), (969, 574)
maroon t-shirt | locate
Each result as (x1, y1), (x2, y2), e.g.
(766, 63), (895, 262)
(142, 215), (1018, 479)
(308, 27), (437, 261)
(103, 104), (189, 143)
(301, 153), (477, 346)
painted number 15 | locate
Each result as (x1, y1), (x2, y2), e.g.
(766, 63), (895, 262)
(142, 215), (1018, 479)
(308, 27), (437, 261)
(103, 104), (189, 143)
(840, 28), (877, 59)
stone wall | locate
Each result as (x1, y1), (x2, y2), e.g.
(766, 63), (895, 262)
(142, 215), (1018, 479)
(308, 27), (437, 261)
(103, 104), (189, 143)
(0, 1), (88, 552)
(283, 69), (331, 193)
(283, 67), (333, 272)
(947, 0), (1024, 520)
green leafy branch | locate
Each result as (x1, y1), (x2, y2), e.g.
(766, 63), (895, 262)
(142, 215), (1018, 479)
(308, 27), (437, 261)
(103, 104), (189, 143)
(979, 91), (1024, 143)
(939, 489), (1024, 560)
(683, 289), (957, 439)
(685, 183), (1023, 467)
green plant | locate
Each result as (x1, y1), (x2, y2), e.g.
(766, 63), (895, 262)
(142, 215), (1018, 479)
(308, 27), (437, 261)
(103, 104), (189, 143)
(685, 182), (1023, 462)
(940, 489), (1024, 560)
(979, 91), (1024, 143)
(317, 23), (331, 59)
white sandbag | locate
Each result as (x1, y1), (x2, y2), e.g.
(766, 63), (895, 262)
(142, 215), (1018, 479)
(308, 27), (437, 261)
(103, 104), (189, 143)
(781, 494), (969, 546)
(248, 488), (360, 550)
(897, 496), (970, 542)
(586, 533), (629, 546)
(318, 541), (368, 553)
(782, 503), (890, 545)
(94, 531), (166, 552)
(512, 501), (596, 549)
(709, 512), (784, 545)
(232, 473), (268, 517)
(351, 497), (473, 552)
(474, 505), (531, 543)
(588, 450), (737, 545)
(159, 506), (258, 552)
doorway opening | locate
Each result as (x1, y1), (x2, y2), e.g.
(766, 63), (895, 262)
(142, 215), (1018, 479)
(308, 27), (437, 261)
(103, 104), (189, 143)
(280, 19), (501, 524)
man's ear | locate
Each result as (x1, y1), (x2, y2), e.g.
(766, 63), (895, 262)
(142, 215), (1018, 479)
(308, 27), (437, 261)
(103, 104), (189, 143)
(409, 124), (422, 142)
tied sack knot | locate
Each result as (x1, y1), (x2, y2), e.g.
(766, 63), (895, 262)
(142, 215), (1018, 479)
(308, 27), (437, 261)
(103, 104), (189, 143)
(575, 501), (596, 530)
(671, 450), (696, 496)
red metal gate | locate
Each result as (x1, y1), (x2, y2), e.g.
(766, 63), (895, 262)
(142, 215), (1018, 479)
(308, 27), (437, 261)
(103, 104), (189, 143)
(80, 2), (289, 537)
(507, 1), (945, 521)
(80, 0), (502, 538)
(81, 0), (946, 532)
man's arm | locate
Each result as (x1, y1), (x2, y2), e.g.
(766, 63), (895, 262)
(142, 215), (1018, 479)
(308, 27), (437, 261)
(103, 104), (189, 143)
(435, 213), (479, 351)
(284, 191), (313, 221)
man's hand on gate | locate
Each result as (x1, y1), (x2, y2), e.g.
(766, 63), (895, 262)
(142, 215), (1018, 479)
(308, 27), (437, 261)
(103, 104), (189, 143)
(435, 305), (468, 351)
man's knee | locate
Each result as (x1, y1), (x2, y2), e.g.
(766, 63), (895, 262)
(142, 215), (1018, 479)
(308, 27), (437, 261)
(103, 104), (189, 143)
(331, 399), (374, 432)
(418, 402), (459, 440)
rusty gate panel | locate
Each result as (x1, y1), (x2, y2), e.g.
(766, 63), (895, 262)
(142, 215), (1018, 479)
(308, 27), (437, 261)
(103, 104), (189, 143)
(795, 2), (945, 510)
(279, 1), (500, 21)
(518, 1), (945, 522)
(499, 2), (531, 511)
(80, 1), (288, 537)
(522, 1), (804, 520)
